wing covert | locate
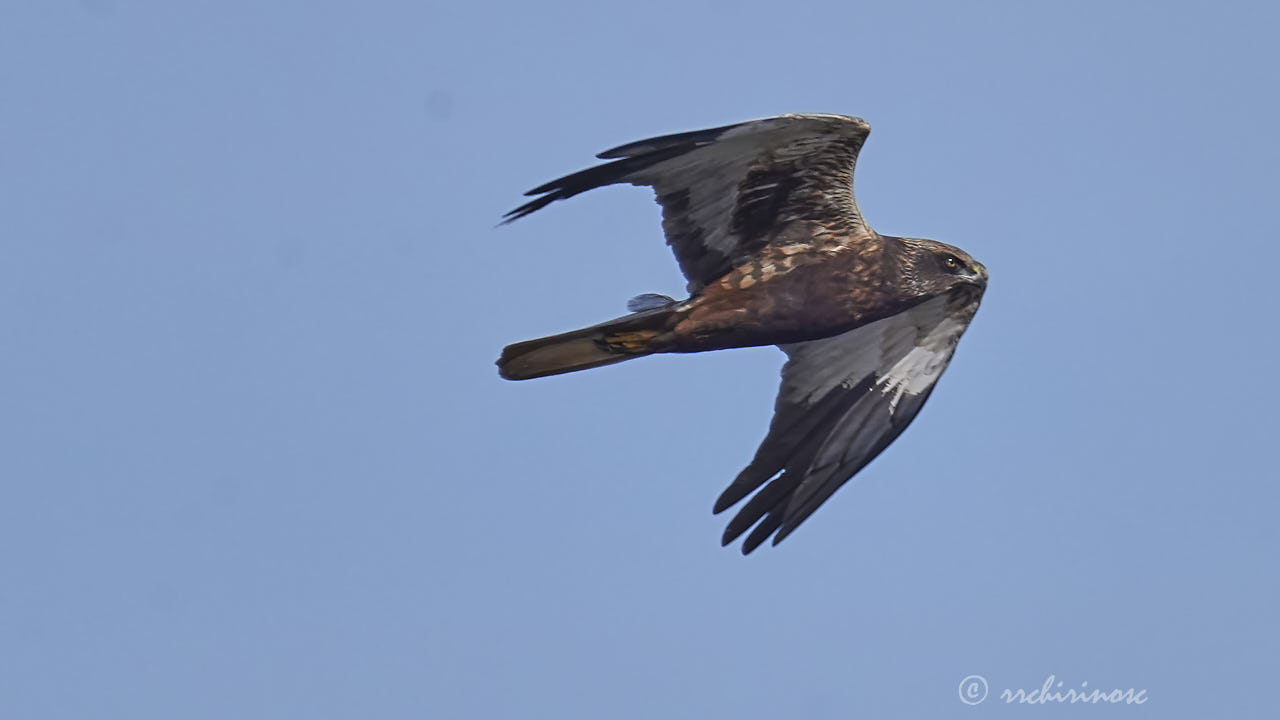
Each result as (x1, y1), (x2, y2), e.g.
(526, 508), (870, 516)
(503, 114), (874, 290)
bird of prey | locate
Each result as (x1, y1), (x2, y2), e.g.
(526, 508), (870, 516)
(497, 113), (987, 553)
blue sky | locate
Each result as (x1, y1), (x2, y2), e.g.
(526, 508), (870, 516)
(2, 1), (1277, 718)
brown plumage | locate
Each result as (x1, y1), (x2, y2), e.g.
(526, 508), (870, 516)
(497, 114), (988, 553)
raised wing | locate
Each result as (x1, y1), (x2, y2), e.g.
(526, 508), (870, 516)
(503, 114), (873, 291)
(714, 289), (983, 554)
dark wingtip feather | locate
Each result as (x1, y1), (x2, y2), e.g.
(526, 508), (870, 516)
(772, 523), (797, 547)
(500, 145), (694, 225)
(525, 176), (566, 196)
(713, 464), (776, 515)
(719, 472), (802, 549)
(500, 195), (559, 225)
(741, 511), (785, 554)
(712, 490), (738, 515)
(595, 120), (743, 159)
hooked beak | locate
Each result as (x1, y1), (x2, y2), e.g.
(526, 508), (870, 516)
(971, 261), (988, 285)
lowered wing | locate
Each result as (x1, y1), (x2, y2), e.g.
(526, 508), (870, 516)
(715, 288), (983, 553)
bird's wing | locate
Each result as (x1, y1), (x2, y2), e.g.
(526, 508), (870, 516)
(503, 114), (873, 291)
(714, 288), (983, 553)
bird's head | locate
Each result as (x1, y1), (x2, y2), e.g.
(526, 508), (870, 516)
(894, 237), (988, 299)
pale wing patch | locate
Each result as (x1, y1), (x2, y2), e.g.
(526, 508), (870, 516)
(781, 294), (950, 407)
(804, 296), (953, 469)
(876, 311), (968, 413)
(778, 322), (885, 404)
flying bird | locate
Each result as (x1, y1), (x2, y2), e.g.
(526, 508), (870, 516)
(497, 114), (987, 553)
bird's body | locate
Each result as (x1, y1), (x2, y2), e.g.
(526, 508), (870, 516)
(497, 114), (987, 553)
(667, 242), (888, 352)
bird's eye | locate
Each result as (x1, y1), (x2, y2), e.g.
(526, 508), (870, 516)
(943, 255), (962, 272)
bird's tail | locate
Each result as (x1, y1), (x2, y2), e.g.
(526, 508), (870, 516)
(497, 306), (678, 381)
